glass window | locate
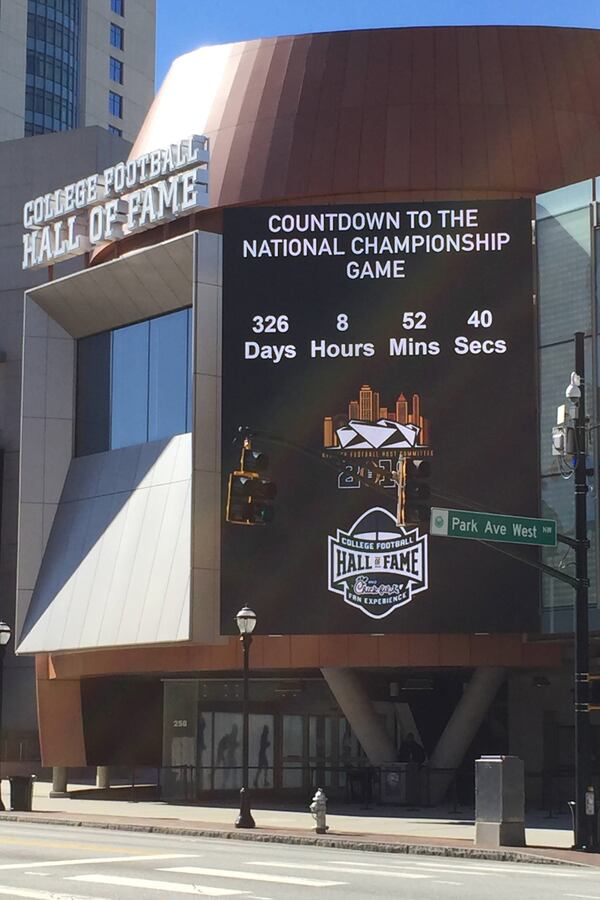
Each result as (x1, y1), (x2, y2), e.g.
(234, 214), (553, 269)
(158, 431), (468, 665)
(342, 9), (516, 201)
(110, 321), (149, 449)
(249, 715), (274, 790)
(214, 713), (243, 790)
(282, 715), (303, 788)
(541, 474), (596, 611)
(539, 339), (592, 477)
(76, 333), (111, 456)
(187, 308), (193, 430)
(24, 1), (81, 135)
(109, 90), (122, 118)
(537, 180), (593, 220)
(108, 124), (122, 137)
(196, 711), (213, 792)
(109, 56), (123, 84)
(110, 22), (124, 49)
(148, 310), (190, 442)
(161, 680), (199, 800)
(537, 208), (592, 347)
(111, 0), (124, 14)
(76, 309), (193, 456)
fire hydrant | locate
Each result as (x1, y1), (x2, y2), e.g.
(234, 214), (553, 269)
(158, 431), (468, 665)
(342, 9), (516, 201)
(310, 787), (328, 834)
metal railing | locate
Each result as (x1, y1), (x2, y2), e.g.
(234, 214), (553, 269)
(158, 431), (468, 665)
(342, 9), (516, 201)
(158, 763), (465, 809)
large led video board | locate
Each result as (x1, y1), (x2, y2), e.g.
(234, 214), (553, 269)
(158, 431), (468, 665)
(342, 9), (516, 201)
(221, 201), (538, 635)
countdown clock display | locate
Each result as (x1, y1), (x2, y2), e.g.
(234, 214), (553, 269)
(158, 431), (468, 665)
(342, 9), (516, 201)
(221, 201), (538, 636)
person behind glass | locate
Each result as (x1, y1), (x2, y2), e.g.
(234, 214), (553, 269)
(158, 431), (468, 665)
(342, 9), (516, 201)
(225, 724), (240, 786)
(217, 724), (240, 788)
(397, 732), (426, 765)
(254, 724), (271, 788)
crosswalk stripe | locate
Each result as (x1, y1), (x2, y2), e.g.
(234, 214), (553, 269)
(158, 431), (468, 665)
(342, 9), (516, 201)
(329, 859), (581, 877)
(247, 861), (430, 880)
(0, 852), (198, 872)
(0, 885), (110, 900)
(160, 866), (346, 887)
(68, 875), (248, 897)
(310, 860), (498, 877)
(413, 861), (581, 877)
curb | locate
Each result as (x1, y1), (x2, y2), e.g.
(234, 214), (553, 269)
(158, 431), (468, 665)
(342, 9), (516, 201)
(0, 812), (590, 867)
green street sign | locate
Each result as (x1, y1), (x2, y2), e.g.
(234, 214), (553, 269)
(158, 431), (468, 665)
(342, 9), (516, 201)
(430, 507), (557, 547)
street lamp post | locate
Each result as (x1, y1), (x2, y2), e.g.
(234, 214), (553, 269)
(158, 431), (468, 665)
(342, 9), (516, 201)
(0, 621), (12, 813)
(235, 606), (256, 829)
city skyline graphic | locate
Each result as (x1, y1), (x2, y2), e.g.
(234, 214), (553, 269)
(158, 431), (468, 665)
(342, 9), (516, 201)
(323, 384), (431, 450)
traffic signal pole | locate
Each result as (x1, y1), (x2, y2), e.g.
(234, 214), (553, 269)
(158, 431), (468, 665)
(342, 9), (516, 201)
(230, 398), (594, 848)
(573, 331), (591, 850)
(393, 453), (407, 526)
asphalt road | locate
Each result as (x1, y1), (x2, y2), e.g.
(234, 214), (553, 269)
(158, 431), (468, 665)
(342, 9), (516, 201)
(0, 823), (596, 900)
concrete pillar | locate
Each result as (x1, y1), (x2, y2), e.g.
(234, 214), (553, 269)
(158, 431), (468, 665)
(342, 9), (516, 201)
(49, 766), (68, 797)
(322, 668), (396, 765)
(429, 667), (506, 805)
(96, 766), (110, 790)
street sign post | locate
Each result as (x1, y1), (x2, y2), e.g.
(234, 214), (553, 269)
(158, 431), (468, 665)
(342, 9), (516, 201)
(430, 508), (557, 547)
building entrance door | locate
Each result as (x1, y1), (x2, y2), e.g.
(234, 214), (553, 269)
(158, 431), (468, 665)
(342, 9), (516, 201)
(282, 714), (304, 788)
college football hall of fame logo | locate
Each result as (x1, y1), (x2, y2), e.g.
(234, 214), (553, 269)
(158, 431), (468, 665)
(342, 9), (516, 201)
(328, 507), (428, 619)
(324, 383), (432, 619)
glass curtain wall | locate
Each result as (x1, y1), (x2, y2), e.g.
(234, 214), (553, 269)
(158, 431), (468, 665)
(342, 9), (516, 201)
(25, 0), (81, 136)
(161, 680), (367, 800)
(536, 180), (599, 632)
(76, 307), (193, 455)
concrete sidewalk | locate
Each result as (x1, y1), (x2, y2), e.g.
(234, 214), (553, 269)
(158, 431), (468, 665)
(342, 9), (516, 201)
(0, 780), (595, 868)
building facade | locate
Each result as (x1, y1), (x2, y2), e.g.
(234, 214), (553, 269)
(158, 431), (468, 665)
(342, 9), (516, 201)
(0, 0), (155, 763)
(13, 25), (600, 805)
(0, 0), (156, 143)
(0, 126), (130, 764)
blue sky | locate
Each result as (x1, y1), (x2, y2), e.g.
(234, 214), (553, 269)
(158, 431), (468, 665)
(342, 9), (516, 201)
(156, 0), (600, 88)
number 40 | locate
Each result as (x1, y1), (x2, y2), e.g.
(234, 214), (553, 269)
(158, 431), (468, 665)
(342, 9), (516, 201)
(467, 309), (493, 328)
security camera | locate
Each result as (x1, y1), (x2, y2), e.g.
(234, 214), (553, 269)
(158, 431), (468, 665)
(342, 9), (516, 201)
(566, 371), (581, 404)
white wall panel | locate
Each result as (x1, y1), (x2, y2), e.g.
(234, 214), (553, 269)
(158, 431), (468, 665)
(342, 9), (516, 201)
(18, 435), (192, 653)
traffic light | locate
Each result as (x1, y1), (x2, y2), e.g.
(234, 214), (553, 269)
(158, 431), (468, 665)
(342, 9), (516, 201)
(402, 458), (431, 527)
(226, 437), (277, 525)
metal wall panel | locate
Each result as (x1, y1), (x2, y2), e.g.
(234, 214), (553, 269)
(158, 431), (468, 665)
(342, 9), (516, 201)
(17, 435), (191, 653)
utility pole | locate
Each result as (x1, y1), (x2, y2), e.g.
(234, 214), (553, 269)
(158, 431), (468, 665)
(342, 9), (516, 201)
(0, 621), (12, 812)
(573, 331), (591, 850)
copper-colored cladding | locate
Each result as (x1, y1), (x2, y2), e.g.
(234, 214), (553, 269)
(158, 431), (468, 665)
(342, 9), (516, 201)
(37, 634), (562, 764)
(96, 24), (600, 263)
(87, 25), (580, 671)
(41, 28), (580, 753)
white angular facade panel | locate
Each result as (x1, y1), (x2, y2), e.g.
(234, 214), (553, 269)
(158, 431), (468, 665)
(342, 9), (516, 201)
(16, 231), (223, 653)
(18, 436), (192, 653)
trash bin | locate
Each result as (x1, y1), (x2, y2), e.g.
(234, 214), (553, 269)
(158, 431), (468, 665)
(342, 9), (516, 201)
(380, 764), (406, 804)
(9, 775), (34, 811)
(380, 763), (420, 805)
